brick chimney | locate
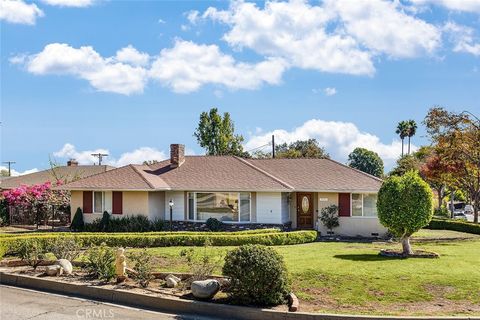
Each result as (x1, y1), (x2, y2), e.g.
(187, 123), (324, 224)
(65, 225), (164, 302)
(67, 159), (79, 167)
(170, 144), (185, 168)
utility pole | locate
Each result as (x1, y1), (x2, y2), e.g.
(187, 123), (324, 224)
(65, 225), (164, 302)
(2, 161), (16, 176)
(91, 153), (108, 165)
(272, 135), (275, 158)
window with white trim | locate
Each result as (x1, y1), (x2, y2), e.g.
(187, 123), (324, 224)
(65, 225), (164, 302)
(351, 193), (378, 217)
(187, 192), (251, 222)
(93, 191), (105, 213)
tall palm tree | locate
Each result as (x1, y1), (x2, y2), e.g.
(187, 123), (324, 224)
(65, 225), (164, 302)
(406, 120), (417, 155)
(396, 121), (408, 157)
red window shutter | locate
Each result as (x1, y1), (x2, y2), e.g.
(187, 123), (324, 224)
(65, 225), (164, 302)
(112, 191), (123, 215)
(83, 191), (93, 214)
(338, 193), (351, 217)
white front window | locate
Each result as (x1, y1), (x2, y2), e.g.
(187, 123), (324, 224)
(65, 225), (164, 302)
(187, 192), (251, 222)
(351, 193), (378, 217)
(93, 191), (104, 213)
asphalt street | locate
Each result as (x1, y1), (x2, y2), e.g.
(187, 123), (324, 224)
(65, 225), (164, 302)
(0, 285), (218, 320)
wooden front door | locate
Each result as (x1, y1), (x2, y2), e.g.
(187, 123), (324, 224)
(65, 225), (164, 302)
(297, 193), (314, 229)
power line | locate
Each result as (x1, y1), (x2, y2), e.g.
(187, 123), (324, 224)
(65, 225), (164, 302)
(91, 153), (108, 165)
(2, 161), (16, 176)
(245, 142), (272, 153)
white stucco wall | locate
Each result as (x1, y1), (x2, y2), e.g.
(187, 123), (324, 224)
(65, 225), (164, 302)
(281, 192), (291, 223)
(165, 191), (185, 221)
(148, 191), (165, 221)
(256, 192), (282, 224)
(317, 217), (388, 237)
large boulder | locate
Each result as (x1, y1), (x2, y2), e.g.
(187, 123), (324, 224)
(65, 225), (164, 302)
(165, 274), (181, 288)
(55, 259), (73, 275)
(45, 265), (63, 276)
(191, 279), (220, 300)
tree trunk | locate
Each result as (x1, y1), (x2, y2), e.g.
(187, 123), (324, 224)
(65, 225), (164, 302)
(408, 136), (411, 155)
(474, 201), (479, 224)
(437, 188), (443, 210)
(401, 139), (404, 157)
(401, 236), (414, 256)
(450, 190), (455, 219)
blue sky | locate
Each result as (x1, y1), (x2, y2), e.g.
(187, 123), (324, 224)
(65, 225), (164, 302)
(1, 0), (479, 175)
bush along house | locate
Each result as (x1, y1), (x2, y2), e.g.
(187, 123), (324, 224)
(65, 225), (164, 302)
(57, 144), (386, 237)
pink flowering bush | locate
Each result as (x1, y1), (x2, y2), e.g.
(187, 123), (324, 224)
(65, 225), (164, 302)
(2, 181), (70, 225)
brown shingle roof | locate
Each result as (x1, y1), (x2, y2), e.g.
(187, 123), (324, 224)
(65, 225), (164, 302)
(58, 156), (382, 192)
(245, 158), (383, 192)
(1, 165), (114, 190)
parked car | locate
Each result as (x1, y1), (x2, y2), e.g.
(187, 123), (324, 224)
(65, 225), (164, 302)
(453, 212), (468, 221)
(464, 205), (474, 215)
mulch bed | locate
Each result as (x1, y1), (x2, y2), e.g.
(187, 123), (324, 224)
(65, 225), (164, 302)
(379, 249), (440, 258)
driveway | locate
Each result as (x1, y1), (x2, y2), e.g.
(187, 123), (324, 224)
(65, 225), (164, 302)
(0, 285), (217, 320)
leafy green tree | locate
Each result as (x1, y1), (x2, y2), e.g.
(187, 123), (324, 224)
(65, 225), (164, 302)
(389, 155), (422, 176)
(347, 147), (384, 177)
(194, 108), (246, 156)
(377, 171), (433, 255)
(396, 121), (409, 156)
(319, 205), (339, 234)
(275, 139), (329, 159)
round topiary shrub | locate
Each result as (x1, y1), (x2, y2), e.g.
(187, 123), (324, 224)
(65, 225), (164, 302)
(206, 217), (223, 231)
(222, 244), (290, 306)
(377, 170), (433, 256)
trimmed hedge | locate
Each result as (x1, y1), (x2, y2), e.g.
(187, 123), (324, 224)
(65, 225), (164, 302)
(426, 218), (480, 235)
(1, 230), (317, 255)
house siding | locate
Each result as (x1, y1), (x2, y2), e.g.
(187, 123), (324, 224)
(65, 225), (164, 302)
(165, 191), (185, 221)
(148, 191), (165, 221)
(281, 192), (290, 223)
(256, 192), (282, 224)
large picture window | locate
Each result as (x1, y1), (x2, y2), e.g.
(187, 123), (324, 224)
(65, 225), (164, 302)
(351, 193), (378, 217)
(187, 192), (251, 222)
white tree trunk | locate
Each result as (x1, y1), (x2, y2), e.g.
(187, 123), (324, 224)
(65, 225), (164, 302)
(401, 237), (414, 256)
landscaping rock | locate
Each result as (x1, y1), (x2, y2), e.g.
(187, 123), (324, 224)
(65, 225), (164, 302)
(165, 274), (181, 288)
(191, 279), (220, 299)
(55, 259), (73, 275)
(45, 265), (63, 276)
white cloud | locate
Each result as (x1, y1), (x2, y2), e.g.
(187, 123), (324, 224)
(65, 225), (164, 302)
(53, 143), (167, 166)
(1, 166), (39, 177)
(326, 0), (441, 58)
(245, 119), (416, 168)
(186, 10), (200, 24)
(410, 0), (480, 14)
(203, 0), (375, 75)
(324, 87), (337, 96)
(443, 22), (480, 56)
(158, 18), (166, 24)
(149, 40), (287, 93)
(0, 0), (44, 25)
(13, 43), (149, 95)
(41, 0), (94, 7)
(115, 45), (150, 67)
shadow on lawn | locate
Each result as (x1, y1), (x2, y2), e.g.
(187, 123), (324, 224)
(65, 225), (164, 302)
(334, 254), (396, 261)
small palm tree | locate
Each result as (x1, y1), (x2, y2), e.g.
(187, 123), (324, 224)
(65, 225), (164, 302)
(406, 120), (417, 155)
(396, 121), (408, 157)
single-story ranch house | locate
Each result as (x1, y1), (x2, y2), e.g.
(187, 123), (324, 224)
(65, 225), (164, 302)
(58, 144), (387, 237)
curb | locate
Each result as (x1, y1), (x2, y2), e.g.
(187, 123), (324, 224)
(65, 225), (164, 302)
(1, 272), (478, 320)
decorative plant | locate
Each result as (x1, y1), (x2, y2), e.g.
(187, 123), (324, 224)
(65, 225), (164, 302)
(49, 235), (81, 261)
(17, 239), (46, 270)
(319, 205), (339, 234)
(179, 238), (221, 282)
(206, 217), (223, 231)
(128, 249), (154, 288)
(223, 244), (290, 306)
(377, 171), (433, 256)
(100, 211), (111, 231)
(70, 207), (84, 231)
(85, 242), (116, 281)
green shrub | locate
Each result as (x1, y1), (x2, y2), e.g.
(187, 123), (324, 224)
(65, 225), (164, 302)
(434, 207), (450, 218)
(0, 200), (9, 226)
(100, 211), (111, 231)
(426, 218), (480, 235)
(85, 243), (115, 281)
(319, 205), (339, 233)
(223, 244), (290, 306)
(128, 249), (154, 288)
(17, 239), (47, 270)
(0, 242), (6, 260)
(206, 217), (223, 231)
(48, 235), (81, 261)
(0, 230), (317, 255)
(70, 207), (84, 231)
(377, 171), (433, 255)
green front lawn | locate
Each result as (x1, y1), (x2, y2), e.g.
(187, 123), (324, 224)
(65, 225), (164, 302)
(136, 238), (480, 316)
